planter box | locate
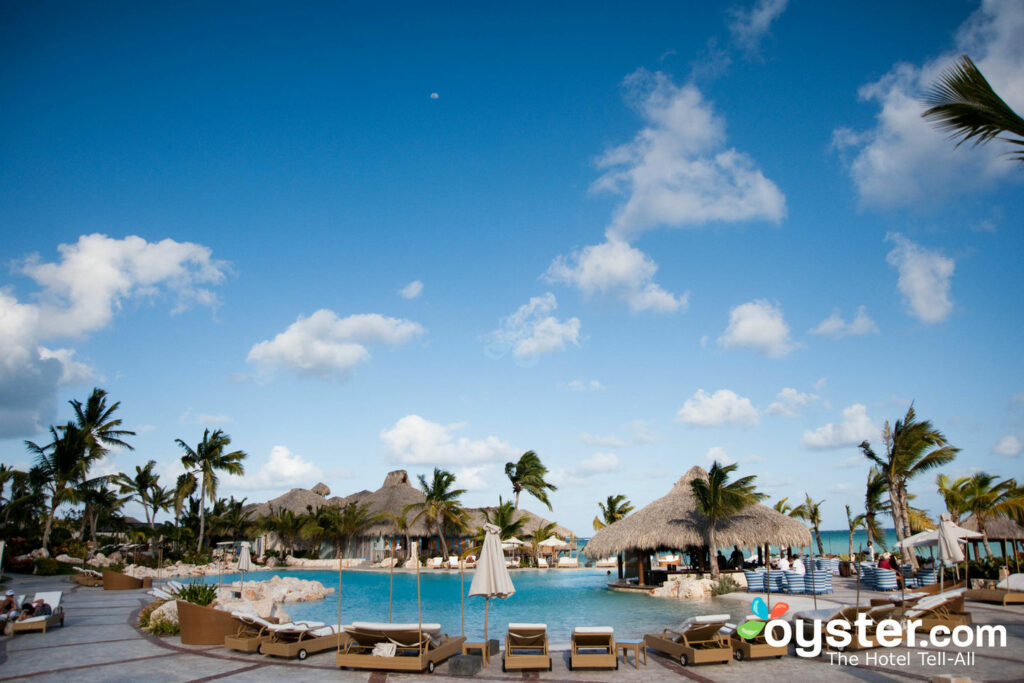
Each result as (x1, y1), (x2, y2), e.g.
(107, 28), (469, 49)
(176, 600), (243, 646)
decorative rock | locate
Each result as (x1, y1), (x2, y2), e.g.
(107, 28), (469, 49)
(266, 557), (279, 568)
(649, 575), (714, 601)
(55, 554), (84, 564)
(148, 600), (179, 630)
(30, 548), (50, 559)
(448, 654), (482, 677)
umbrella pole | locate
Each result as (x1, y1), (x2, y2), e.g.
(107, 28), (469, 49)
(460, 559), (465, 637)
(484, 596), (489, 646)
(416, 548), (423, 652)
(337, 553), (343, 654)
(810, 544), (817, 610)
(389, 543), (395, 623)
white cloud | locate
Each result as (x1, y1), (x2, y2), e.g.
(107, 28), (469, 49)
(593, 69), (785, 240)
(580, 433), (626, 448)
(703, 446), (736, 466)
(380, 415), (518, 466)
(886, 234), (955, 323)
(455, 466), (491, 491)
(488, 293), (581, 359)
(227, 445), (323, 491)
(197, 414), (232, 426)
(803, 404), (878, 449)
(994, 435), (1022, 457)
(814, 377), (828, 391)
(729, 0), (789, 54)
(546, 239), (687, 313)
(247, 310), (424, 379)
(677, 389), (759, 427)
(429, 92), (439, 100)
(565, 379), (603, 392)
(832, 1), (1024, 208)
(399, 280), (423, 299)
(630, 419), (657, 445)
(718, 299), (795, 357)
(578, 452), (621, 474)
(810, 306), (879, 338)
(766, 387), (819, 417)
(0, 235), (227, 438)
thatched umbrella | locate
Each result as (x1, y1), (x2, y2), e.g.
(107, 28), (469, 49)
(961, 515), (1024, 572)
(583, 466), (811, 593)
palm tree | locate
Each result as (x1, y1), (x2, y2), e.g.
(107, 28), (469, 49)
(504, 451), (557, 511)
(859, 405), (959, 567)
(690, 461), (764, 579)
(592, 494), (634, 530)
(864, 468), (887, 560)
(793, 494), (826, 557)
(259, 505), (304, 556)
(845, 504), (865, 561)
(526, 520), (558, 566)
(958, 473), (1024, 557)
(922, 55), (1024, 162)
(26, 423), (88, 550)
(403, 468), (467, 556)
(773, 497), (794, 516)
(480, 496), (528, 541)
(385, 510), (412, 561)
(115, 460), (163, 529)
(210, 496), (253, 540)
(175, 429), (247, 552)
(936, 473), (970, 524)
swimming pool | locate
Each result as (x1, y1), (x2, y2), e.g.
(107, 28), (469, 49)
(200, 568), (720, 641)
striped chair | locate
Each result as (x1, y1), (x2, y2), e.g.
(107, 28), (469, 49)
(916, 568), (937, 586)
(830, 558), (841, 574)
(765, 570), (786, 593)
(859, 563), (876, 585)
(805, 571), (832, 594)
(901, 565), (920, 589)
(744, 570), (766, 593)
(873, 568), (900, 592)
(784, 571), (805, 594)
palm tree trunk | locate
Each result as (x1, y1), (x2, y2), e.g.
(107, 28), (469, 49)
(979, 517), (994, 557)
(197, 475), (207, 553)
(513, 490), (520, 509)
(815, 524), (825, 556)
(708, 525), (719, 579)
(896, 484), (919, 570)
(42, 503), (57, 551)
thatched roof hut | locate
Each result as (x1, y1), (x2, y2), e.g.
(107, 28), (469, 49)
(334, 470), (433, 537)
(463, 507), (575, 541)
(245, 486), (330, 518)
(960, 515), (1024, 541)
(583, 465), (811, 558)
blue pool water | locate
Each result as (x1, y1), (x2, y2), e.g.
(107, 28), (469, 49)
(200, 568), (719, 641)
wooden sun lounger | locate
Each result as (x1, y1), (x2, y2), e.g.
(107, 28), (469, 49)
(261, 622), (346, 660)
(794, 604), (894, 651)
(902, 589), (971, 631)
(725, 616), (787, 660)
(966, 573), (1024, 606)
(71, 567), (104, 587)
(644, 614), (732, 666)
(337, 621), (465, 673)
(224, 613), (282, 653)
(503, 623), (551, 671)
(9, 591), (64, 634)
(570, 626), (616, 670)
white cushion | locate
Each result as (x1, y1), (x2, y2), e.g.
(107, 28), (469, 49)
(350, 621), (442, 634)
(32, 591), (61, 609)
(508, 622), (546, 630)
(573, 626), (613, 634)
(996, 573), (1024, 591)
(310, 625), (341, 637)
(692, 614), (729, 625)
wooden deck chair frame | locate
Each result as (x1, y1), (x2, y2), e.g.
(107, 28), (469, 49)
(261, 624), (348, 660)
(965, 587), (1024, 606)
(9, 592), (64, 634)
(728, 617), (787, 661)
(806, 605), (892, 652)
(569, 628), (617, 670)
(223, 614), (275, 653)
(503, 624), (551, 672)
(644, 619), (732, 666)
(903, 592), (971, 632)
(336, 623), (465, 673)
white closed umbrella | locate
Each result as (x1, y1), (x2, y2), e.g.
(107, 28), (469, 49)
(899, 514), (982, 592)
(237, 541), (253, 594)
(468, 524), (516, 646)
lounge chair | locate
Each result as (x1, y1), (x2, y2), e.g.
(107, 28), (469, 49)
(262, 621), (346, 660)
(743, 570), (765, 593)
(536, 557), (548, 568)
(147, 588), (175, 601)
(428, 557), (444, 569)
(463, 555), (477, 569)
(503, 623), (551, 671)
(569, 626), (616, 670)
(644, 614), (732, 666)
(337, 621), (465, 673)
(446, 555), (460, 569)
(724, 616), (787, 661)
(71, 567), (104, 587)
(902, 588), (971, 630)
(794, 604), (894, 651)
(557, 557), (579, 568)
(9, 591), (64, 634)
(784, 571), (805, 594)
(223, 613), (320, 653)
(167, 580), (185, 593)
(966, 573), (1024, 606)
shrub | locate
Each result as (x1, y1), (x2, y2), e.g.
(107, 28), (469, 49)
(148, 618), (180, 635)
(64, 540), (88, 560)
(137, 600), (165, 628)
(174, 583), (217, 606)
(33, 558), (60, 575)
(712, 575), (740, 596)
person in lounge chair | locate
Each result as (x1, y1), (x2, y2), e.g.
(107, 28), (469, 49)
(1, 590), (18, 619)
(17, 599), (51, 621)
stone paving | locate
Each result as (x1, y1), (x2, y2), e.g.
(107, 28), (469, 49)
(1, 573), (1022, 682)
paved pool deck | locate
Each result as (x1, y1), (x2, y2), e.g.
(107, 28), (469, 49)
(1, 573), (1021, 682)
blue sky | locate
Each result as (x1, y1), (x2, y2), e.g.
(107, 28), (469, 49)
(2, 0), (1022, 534)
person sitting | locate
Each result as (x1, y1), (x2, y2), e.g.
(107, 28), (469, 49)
(16, 599), (51, 622)
(729, 545), (745, 570)
(775, 555), (790, 572)
(877, 553), (893, 570)
(1, 590), (18, 620)
(716, 551), (728, 570)
(791, 555), (806, 574)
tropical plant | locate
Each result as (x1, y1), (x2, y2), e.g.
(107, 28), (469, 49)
(386, 510), (412, 560)
(592, 494), (634, 531)
(845, 504), (865, 561)
(328, 502), (381, 558)
(859, 405), (959, 567)
(922, 54), (1024, 162)
(958, 473), (1024, 557)
(25, 423), (88, 550)
(258, 505), (304, 556)
(174, 582), (217, 606)
(116, 460), (165, 529)
(936, 473), (970, 524)
(526, 520), (558, 566)
(504, 451), (557, 511)
(403, 468), (467, 556)
(689, 461), (764, 578)
(793, 493), (826, 557)
(175, 429), (247, 551)
(209, 496), (253, 540)
(479, 496), (528, 541)
(773, 497), (794, 516)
